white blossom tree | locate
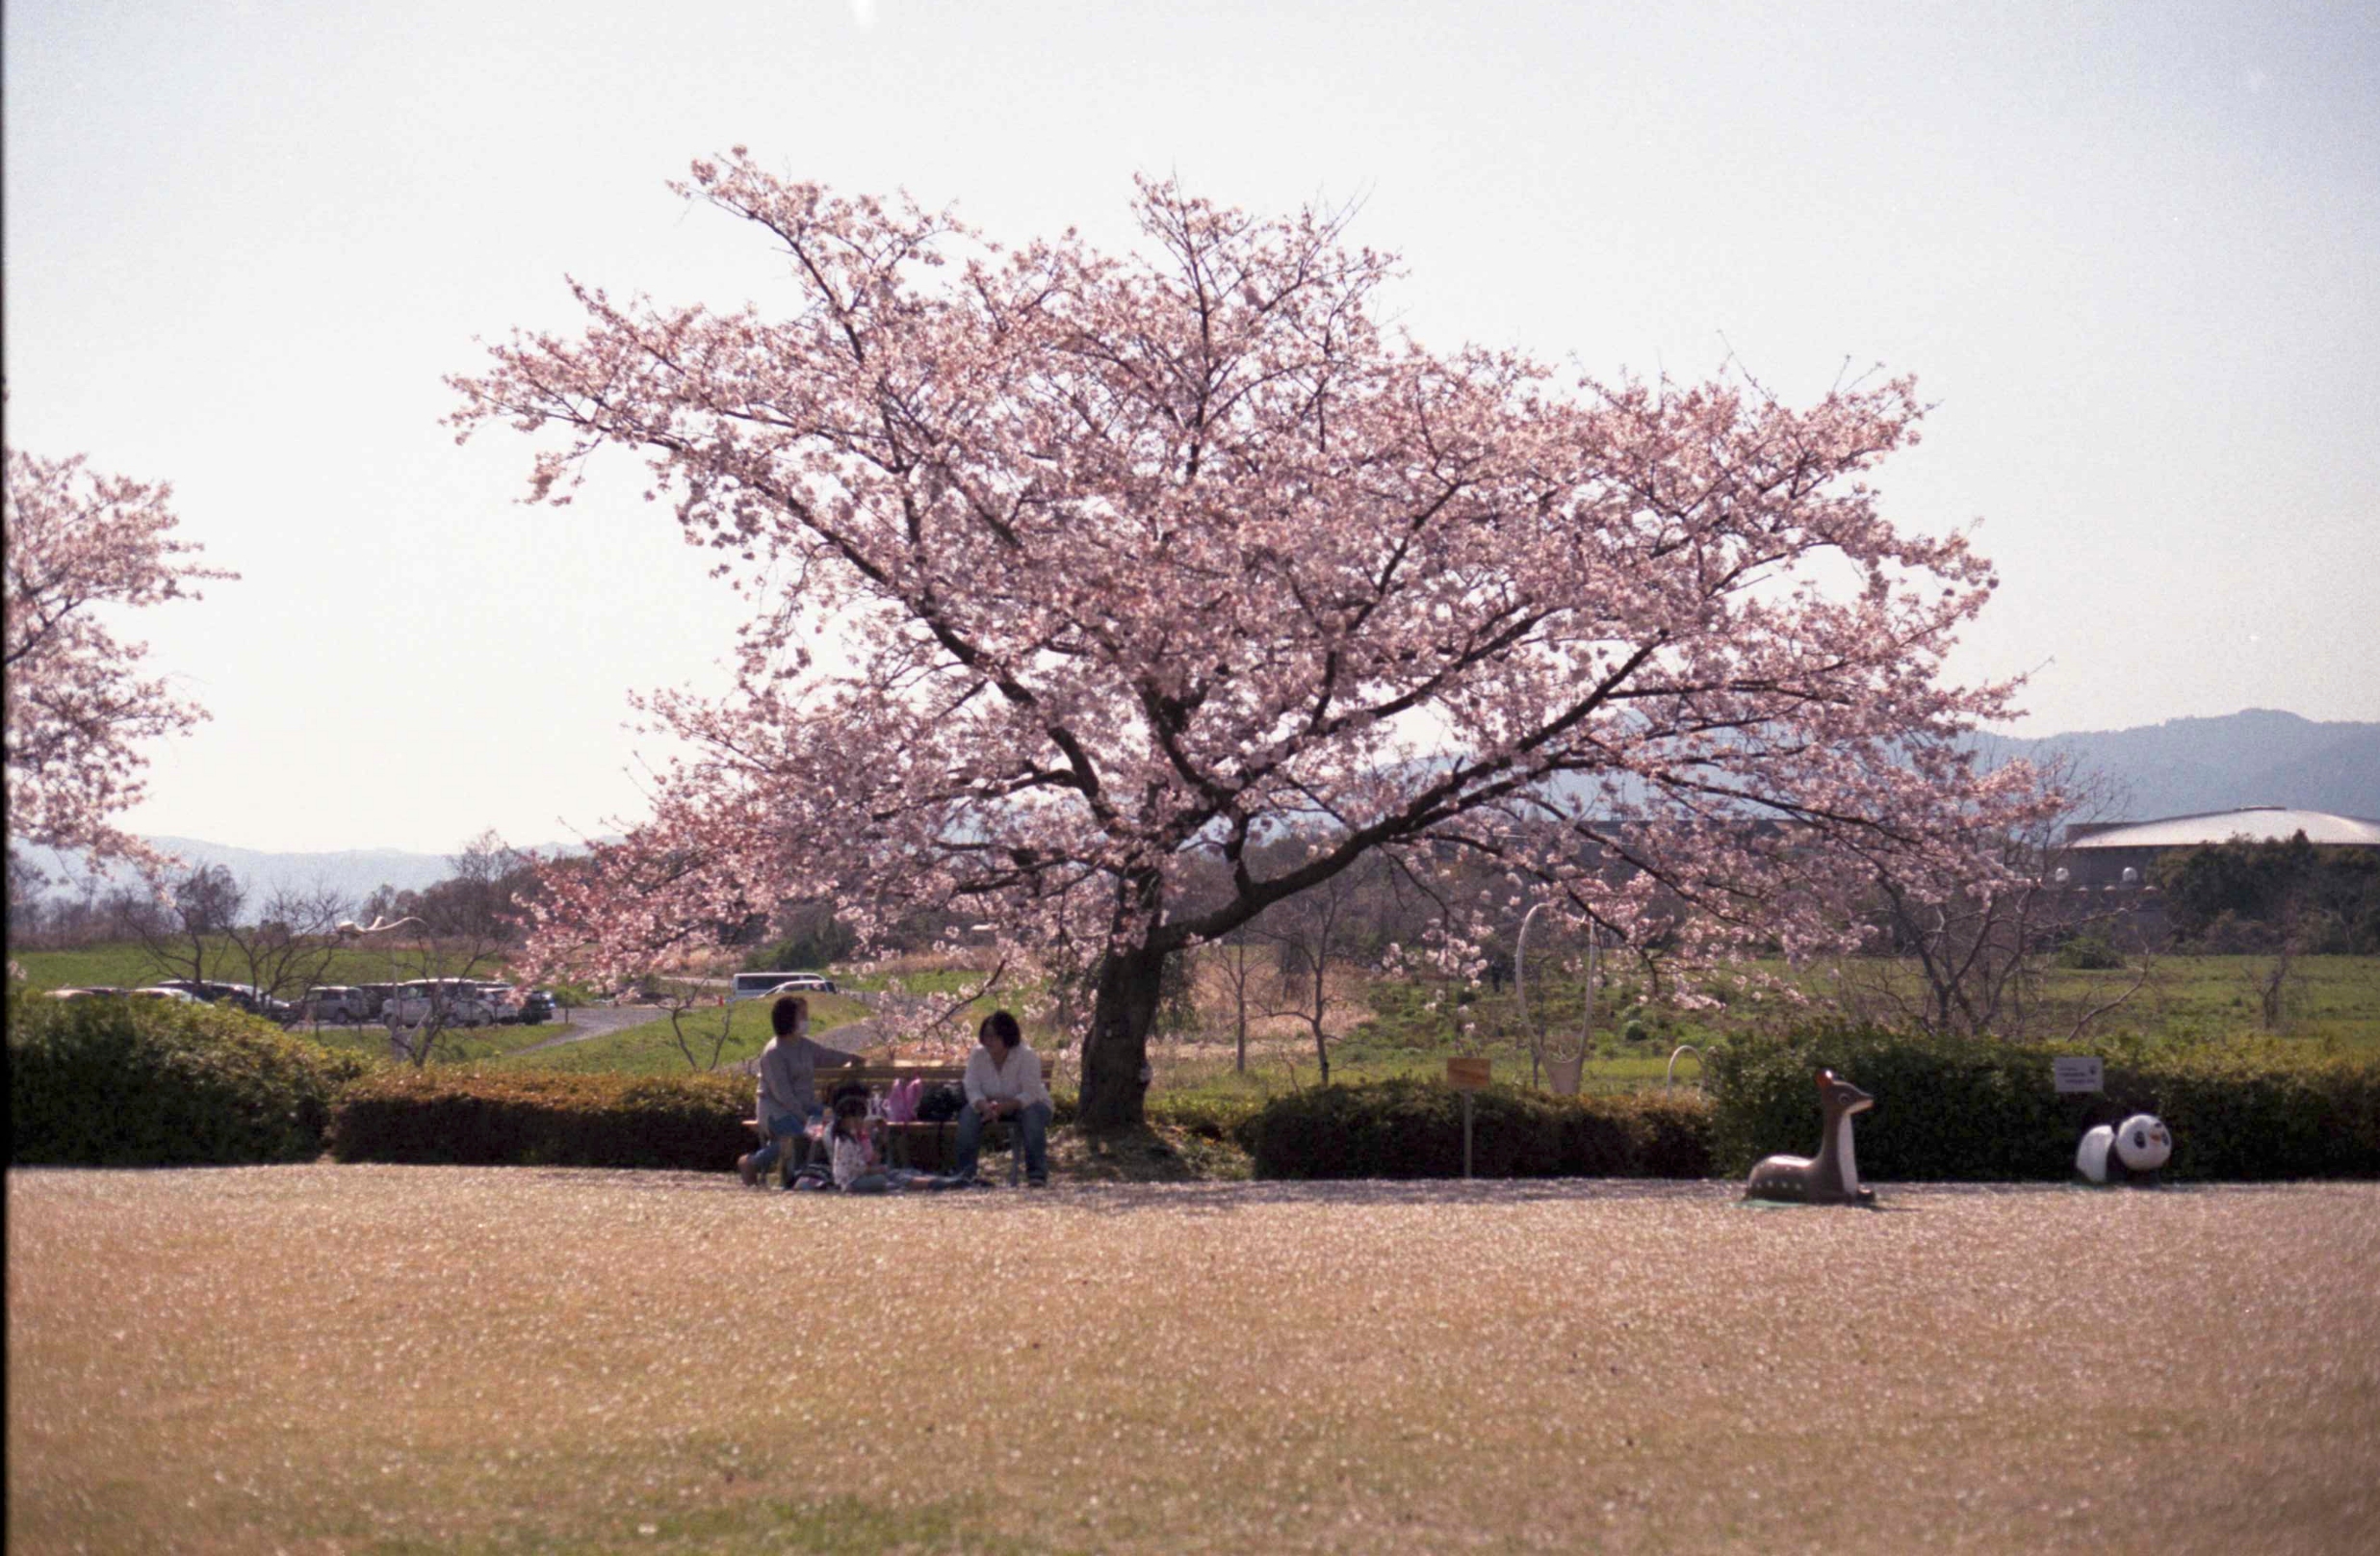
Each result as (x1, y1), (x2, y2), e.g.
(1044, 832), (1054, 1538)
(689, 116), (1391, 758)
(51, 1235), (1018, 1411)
(5, 446), (233, 878)
(454, 154), (2050, 1129)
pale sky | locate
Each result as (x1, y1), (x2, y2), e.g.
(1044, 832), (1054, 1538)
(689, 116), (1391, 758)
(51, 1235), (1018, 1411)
(7, 0), (2375, 854)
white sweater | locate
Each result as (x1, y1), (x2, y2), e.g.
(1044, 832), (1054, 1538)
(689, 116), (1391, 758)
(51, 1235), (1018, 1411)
(963, 1043), (1050, 1111)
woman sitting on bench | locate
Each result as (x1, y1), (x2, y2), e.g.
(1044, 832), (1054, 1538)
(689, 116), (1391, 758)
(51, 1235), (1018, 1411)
(951, 1010), (1052, 1186)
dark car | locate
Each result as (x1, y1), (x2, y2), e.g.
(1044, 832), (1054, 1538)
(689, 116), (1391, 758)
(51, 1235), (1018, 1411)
(519, 989), (555, 1024)
(154, 979), (295, 1022)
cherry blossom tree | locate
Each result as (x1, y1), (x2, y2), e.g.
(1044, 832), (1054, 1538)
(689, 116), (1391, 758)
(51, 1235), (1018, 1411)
(454, 152), (2048, 1130)
(5, 446), (232, 877)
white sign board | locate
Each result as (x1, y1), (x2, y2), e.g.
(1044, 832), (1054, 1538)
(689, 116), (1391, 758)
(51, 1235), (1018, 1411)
(2053, 1056), (2105, 1094)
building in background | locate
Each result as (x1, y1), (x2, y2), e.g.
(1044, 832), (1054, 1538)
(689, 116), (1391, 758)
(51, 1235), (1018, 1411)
(2060, 807), (2380, 890)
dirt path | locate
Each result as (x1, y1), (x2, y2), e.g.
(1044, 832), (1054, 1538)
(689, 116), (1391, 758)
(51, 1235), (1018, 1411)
(9, 1173), (2376, 1555)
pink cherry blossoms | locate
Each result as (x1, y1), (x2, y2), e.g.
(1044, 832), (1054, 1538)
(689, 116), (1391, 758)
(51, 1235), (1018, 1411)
(5, 448), (233, 877)
(453, 153), (2049, 1128)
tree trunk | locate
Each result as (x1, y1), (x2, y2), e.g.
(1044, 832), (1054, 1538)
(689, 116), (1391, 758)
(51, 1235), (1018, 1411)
(1078, 940), (1167, 1132)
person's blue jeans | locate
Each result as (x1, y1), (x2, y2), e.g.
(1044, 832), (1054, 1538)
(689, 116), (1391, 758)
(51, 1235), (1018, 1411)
(749, 1104), (822, 1179)
(951, 1100), (1051, 1182)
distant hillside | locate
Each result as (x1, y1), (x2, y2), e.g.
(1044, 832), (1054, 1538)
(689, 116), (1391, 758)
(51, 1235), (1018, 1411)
(1975, 710), (2380, 821)
(15, 836), (595, 906)
(13, 712), (2371, 900)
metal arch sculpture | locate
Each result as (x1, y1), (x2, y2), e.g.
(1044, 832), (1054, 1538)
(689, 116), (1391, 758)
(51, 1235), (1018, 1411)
(1515, 902), (1599, 1094)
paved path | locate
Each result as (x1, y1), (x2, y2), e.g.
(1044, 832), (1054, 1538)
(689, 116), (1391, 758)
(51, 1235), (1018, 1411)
(509, 1003), (677, 1052)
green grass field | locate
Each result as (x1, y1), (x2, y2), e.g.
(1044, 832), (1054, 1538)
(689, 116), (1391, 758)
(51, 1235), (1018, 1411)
(1343, 954), (2380, 1057)
(10, 938), (524, 997)
(1139, 956), (2380, 1110)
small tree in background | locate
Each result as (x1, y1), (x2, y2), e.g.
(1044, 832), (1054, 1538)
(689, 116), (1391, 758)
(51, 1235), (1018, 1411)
(1256, 865), (1366, 1087)
(648, 977), (740, 1071)
(220, 884), (350, 1013)
(135, 864), (248, 991)
(382, 834), (530, 1066)
(1203, 931), (1268, 1076)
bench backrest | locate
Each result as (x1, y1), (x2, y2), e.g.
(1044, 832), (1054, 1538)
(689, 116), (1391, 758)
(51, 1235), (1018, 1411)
(810, 1055), (1053, 1101)
(812, 1062), (967, 1101)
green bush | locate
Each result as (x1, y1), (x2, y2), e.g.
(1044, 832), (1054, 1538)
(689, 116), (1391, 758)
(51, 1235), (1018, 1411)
(9, 983), (370, 1167)
(1705, 1026), (2380, 1182)
(330, 1067), (753, 1169)
(1250, 1078), (1713, 1180)
(2054, 932), (2125, 971)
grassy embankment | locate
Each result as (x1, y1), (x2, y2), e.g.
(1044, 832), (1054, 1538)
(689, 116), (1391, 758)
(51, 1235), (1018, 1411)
(15, 941), (2378, 1095)
(481, 992), (878, 1074)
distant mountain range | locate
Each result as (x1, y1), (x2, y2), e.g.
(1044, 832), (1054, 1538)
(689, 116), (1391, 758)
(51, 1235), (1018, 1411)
(14, 712), (2374, 901)
(1972, 709), (2380, 823)
(15, 836), (595, 907)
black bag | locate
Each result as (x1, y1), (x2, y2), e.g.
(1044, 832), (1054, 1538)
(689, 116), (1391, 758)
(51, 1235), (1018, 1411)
(917, 1082), (965, 1123)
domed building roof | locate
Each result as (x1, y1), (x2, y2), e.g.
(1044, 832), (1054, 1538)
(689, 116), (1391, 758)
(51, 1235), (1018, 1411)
(2066, 807), (2380, 850)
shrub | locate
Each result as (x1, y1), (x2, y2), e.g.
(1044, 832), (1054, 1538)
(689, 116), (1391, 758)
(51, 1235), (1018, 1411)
(1704, 1026), (2380, 1182)
(330, 1068), (752, 1168)
(2053, 932), (2125, 971)
(9, 982), (370, 1167)
(1250, 1078), (1713, 1180)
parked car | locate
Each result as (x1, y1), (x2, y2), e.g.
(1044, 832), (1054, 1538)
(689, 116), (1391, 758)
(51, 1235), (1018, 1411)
(129, 986), (204, 1003)
(45, 986), (127, 1000)
(304, 985), (368, 1023)
(147, 978), (289, 1019)
(730, 970), (839, 999)
(388, 978), (498, 1028)
(518, 989), (555, 1024)
(354, 983), (398, 1021)
(218, 983), (296, 1023)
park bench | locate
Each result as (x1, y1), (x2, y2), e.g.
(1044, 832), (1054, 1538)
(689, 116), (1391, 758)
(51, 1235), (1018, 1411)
(741, 1057), (1053, 1185)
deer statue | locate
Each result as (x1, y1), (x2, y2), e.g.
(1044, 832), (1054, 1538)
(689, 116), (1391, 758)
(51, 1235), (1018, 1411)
(1746, 1069), (1876, 1206)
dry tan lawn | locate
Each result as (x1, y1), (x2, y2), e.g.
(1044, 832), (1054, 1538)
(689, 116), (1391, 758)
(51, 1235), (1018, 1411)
(9, 1168), (2378, 1555)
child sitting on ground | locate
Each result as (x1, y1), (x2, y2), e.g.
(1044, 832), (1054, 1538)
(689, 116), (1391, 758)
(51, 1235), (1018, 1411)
(826, 1093), (889, 1194)
(785, 1086), (976, 1194)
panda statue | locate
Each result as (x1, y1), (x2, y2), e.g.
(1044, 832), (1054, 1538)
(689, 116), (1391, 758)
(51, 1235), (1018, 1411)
(2076, 1113), (2172, 1186)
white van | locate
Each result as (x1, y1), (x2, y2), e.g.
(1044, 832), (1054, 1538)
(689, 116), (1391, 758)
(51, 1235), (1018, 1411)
(730, 970), (837, 999)
(388, 978), (497, 1028)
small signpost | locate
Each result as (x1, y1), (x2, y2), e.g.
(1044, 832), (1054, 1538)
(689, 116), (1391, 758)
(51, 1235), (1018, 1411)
(1446, 1057), (1490, 1179)
(2053, 1056), (2105, 1095)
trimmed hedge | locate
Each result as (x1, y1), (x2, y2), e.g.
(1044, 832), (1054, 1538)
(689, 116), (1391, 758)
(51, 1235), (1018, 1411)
(1251, 1078), (1713, 1180)
(9, 983), (371, 1167)
(330, 1068), (753, 1169)
(1705, 1027), (2380, 1182)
